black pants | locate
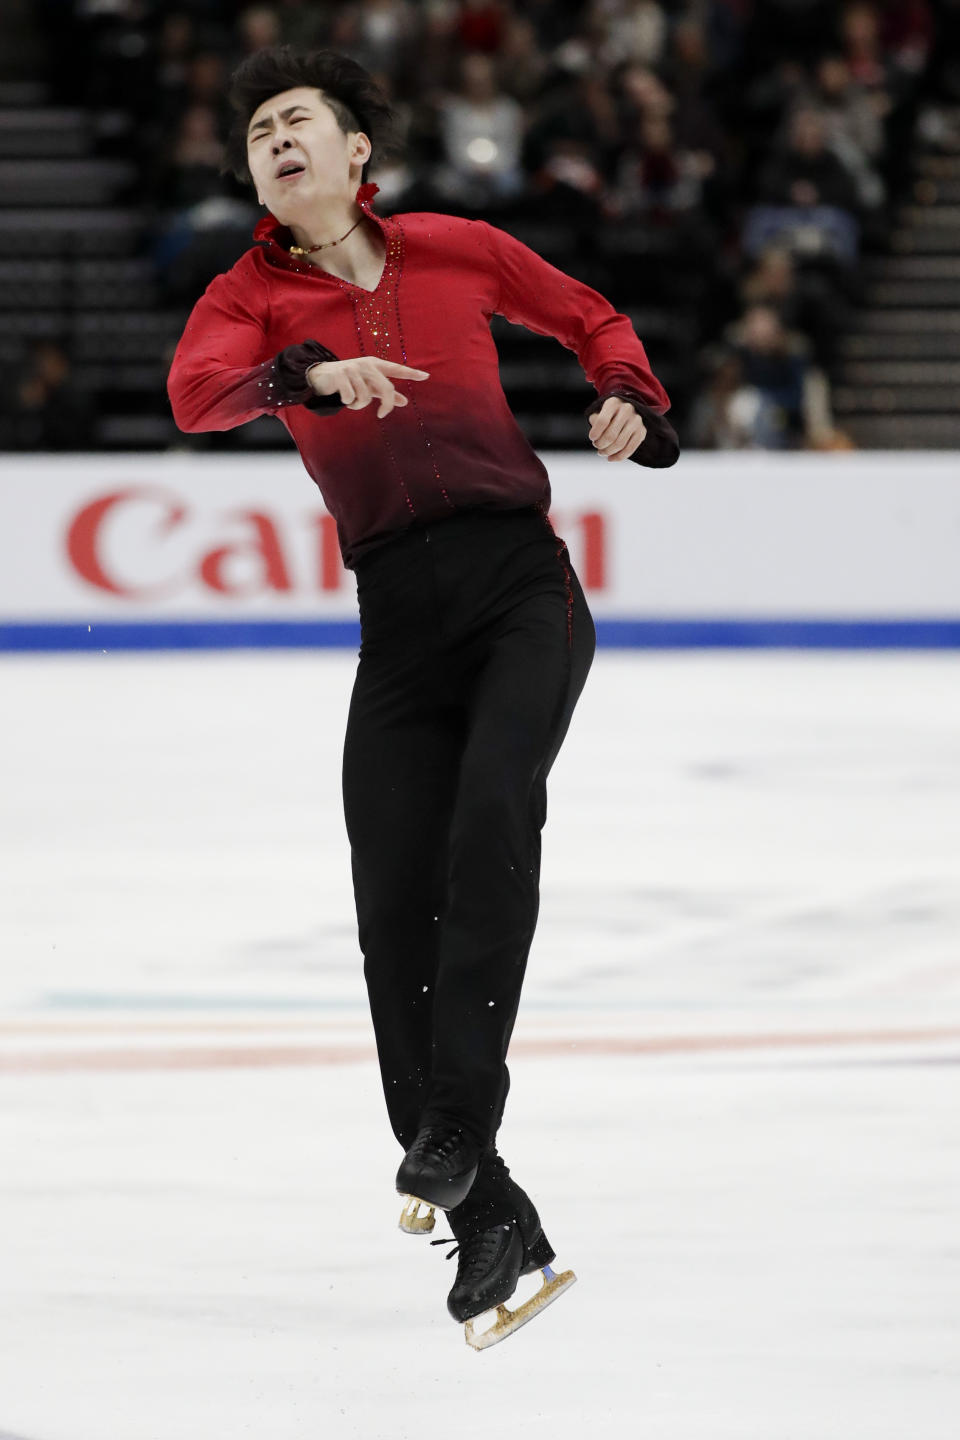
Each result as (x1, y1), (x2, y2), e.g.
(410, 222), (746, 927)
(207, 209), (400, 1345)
(342, 504), (596, 1153)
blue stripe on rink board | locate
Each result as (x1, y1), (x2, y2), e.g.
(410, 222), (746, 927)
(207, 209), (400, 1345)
(4, 618), (960, 651)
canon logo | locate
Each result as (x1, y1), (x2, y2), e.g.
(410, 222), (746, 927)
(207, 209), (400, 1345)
(65, 486), (346, 600)
(64, 487), (607, 600)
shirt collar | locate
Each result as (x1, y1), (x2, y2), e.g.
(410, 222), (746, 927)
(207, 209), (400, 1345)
(252, 181), (386, 252)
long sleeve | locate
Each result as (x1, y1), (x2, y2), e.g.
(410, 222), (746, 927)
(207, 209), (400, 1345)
(478, 220), (678, 467)
(480, 220), (671, 412)
(167, 266), (344, 433)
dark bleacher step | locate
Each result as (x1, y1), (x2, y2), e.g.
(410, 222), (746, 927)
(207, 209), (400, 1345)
(498, 356), (684, 398)
(863, 281), (960, 306)
(0, 82), (50, 106)
(72, 310), (190, 362)
(863, 256), (960, 280)
(0, 158), (138, 206)
(498, 358), (595, 390)
(75, 364), (166, 393)
(841, 415), (960, 448)
(891, 227), (960, 254)
(898, 204), (960, 229)
(514, 413), (594, 445)
(839, 331), (960, 360)
(0, 309), (188, 363)
(94, 415), (180, 448)
(848, 307), (960, 332)
(0, 313), (63, 361)
(913, 154), (960, 180)
(833, 385), (960, 413)
(836, 360), (960, 385)
(0, 209), (143, 254)
(910, 177), (960, 203)
(0, 258), (158, 308)
(109, 414), (288, 450)
(0, 108), (94, 159)
(597, 225), (676, 257)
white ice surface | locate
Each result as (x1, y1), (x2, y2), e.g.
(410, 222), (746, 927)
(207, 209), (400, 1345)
(1, 650), (959, 1439)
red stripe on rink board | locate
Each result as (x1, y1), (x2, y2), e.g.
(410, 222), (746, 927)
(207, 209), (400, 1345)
(1, 1026), (960, 1074)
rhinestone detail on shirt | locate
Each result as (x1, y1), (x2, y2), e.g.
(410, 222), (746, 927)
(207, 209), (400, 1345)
(257, 184), (455, 516)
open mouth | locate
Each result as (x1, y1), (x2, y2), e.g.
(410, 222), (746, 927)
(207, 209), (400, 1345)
(276, 163), (306, 181)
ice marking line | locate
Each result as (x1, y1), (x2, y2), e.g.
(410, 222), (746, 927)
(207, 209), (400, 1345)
(0, 1019), (375, 1036)
(40, 992), (367, 1011)
(2, 1026), (960, 1075)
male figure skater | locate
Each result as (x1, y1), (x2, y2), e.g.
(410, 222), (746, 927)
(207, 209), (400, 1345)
(167, 45), (678, 1348)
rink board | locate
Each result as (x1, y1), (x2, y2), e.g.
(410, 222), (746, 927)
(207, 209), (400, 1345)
(2, 451), (959, 649)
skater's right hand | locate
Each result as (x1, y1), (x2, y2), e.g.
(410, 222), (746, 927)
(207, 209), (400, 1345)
(305, 357), (430, 419)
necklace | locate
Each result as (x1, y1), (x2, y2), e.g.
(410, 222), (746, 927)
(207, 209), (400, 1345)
(289, 216), (363, 256)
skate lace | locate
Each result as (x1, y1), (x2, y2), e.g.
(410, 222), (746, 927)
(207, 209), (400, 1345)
(412, 1128), (464, 1160)
(430, 1224), (512, 1281)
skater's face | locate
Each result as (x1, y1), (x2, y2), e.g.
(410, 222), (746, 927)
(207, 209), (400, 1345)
(246, 85), (371, 219)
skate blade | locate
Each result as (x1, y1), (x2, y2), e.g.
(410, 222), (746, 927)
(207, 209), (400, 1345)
(398, 1195), (436, 1234)
(464, 1265), (577, 1351)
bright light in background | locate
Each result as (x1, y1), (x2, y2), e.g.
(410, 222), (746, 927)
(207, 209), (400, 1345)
(466, 136), (499, 166)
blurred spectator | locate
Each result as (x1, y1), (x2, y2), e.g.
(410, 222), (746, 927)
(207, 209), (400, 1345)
(356, 66), (421, 207)
(664, 16), (727, 148)
(739, 245), (847, 367)
(812, 54), (886, 160)
(456, 0), (509, 55)
(704, 0), (751, 75)
(354, 0), (419, 76)
(745, 106), (865, 266)
(688, 350), (768, 449)
(740, 58), (810, 149)
(690, 332), (846, 449)
(719, 303), (840, 449)
(279, 0), (330, 53)
(153, 194), (260, 305)
(875, 0), (933, 77)
(185, 50), (228, 108)
(155, 12), (195, 100)
(234, 6), (283, 65)
(594, 0), (667, 69)
(805, 56), (887, 208)
(759, 106), (862, 212)
(325, 6), (367, 63)
(612, 113), (705, 218)
(156, 102), (227, 210)
(615, 62), (674, 138)
(524, 69), (620, 180)
(497, 13), (552, 104)
(840, 3), (893, 92)
(731, 304), (809, 448)
(412, 3), (461, 100)
(435, 51), (526, 206)
(518, 0), (580, 54)
(917, 101), (960, 154)
(0, 342), (93, 451)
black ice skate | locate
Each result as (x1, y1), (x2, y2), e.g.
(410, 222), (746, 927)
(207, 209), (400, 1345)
(429, 1152), (577, 1350)
(395, 1123), (482, 1229)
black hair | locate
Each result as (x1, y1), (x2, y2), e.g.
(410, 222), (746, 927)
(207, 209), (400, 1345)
(222, 45), (403, 187)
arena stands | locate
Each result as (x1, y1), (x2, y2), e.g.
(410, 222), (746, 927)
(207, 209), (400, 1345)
(1, 0), (957, 453)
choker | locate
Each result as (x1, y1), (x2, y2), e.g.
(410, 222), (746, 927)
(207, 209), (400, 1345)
(289, 216), (363, 255)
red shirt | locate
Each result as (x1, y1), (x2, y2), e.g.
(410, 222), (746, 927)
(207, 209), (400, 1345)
(167, 181), (675, 569)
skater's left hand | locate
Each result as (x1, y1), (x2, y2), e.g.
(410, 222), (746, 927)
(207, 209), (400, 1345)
(588, 397), (647, 461)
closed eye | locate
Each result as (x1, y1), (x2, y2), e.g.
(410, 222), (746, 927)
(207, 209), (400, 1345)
(249, 116), (310, 142)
